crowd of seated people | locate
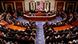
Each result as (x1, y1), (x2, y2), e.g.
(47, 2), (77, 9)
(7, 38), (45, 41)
(65, 13), (74, 24)
(43, 21), (65, 31)
(43, 12), (67, 28)
(43, 12), (78, 44)
(43, 12), (78, 28)
(0, 11), (37, 44)
(73, 12), (78, 21)
(0, 10), (78, 44)
(24, 11), (56, 16)
(0, 11), (37, 29)
(0, 25), (36, 44)
(45, 26), (78, 44)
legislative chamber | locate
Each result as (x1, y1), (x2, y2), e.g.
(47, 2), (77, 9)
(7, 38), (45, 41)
(0, 0), (78, 44)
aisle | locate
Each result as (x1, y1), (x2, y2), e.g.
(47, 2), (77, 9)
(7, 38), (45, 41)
(36, 21), (45, 44)
(16, 17), (29, 23)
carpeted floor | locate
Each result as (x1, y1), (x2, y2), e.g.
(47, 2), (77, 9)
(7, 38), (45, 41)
(36, 21), (45, 44)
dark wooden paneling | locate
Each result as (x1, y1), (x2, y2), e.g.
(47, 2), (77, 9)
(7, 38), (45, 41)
(3, 2), (14, 10)
(0, 2), (3, 12)
(65, 2), (76, 12)
(57, 2), (64, 11)
(55, 0), (65, 1)
(16, 2), (23, 11)
(55, 0), (78, 1)
(75, 3), (78, 12)
(1, 0), (24, 1)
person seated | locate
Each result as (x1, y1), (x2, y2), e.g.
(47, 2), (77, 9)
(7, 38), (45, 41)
(30, 31), (36, 35)
(16, 8), (23, 17)
(15, 21), (21, 26)
(28, 35), (35, 44)
(45, 35), (50, 44)
(35, 11), (44, 16)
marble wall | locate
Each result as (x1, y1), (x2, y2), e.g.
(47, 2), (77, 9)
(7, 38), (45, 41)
(24, 0), (55, 11)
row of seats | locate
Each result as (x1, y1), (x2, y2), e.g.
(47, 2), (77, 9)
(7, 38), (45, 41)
(0, 12), (37, 44)
(44, 26), (78, 44)
(43, 12), (78, 44)
(0, 10), (78, 44)
(43, 12), (78, 31)
(0, 12), (37, 30)
(0, 25), (36, 44)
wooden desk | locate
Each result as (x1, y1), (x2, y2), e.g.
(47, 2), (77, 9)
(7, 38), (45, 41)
(0, 20), (26, 31)
(71, 20), (78, 26)
(0, 20), (8, 26)
(53, 24), (73, 31)
(24, 15), (56, 21)
(7, 24), (26, 31)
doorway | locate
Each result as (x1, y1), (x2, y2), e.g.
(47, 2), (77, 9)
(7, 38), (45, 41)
(65, 2), (76, 13)
(4, 3), (15, 13)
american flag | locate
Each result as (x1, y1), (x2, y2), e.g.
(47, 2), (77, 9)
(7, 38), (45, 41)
(36, 1), (43, 11)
